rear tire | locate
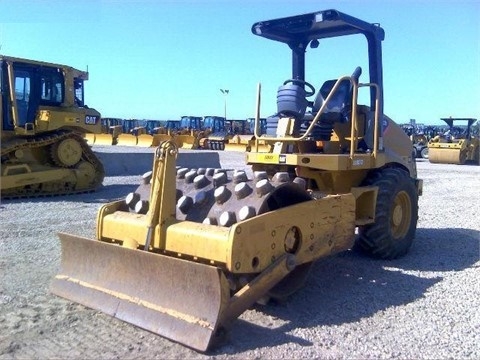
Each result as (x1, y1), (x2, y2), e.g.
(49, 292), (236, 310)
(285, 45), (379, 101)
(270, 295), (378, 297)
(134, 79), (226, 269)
(459, 150), (467, 165)
(420, 147), (429, 159)
(412, 147), (417, 159)
(356, 167), (418, 259)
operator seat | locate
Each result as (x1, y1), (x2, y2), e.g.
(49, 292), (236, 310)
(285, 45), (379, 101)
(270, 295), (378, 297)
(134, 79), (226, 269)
(312, 78), (353, 122)
(301, 67), (362, 141)
(299, 79), (352, 141)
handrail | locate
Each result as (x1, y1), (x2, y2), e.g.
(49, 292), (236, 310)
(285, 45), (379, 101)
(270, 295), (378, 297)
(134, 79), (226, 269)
(349, 79), (359, 159)
(254, 75), (357, 142)
(6, 61), (19, 128)
(254, 83), (262, 152)
(253, 76), (382, 160)
(358, 82), (381, 158)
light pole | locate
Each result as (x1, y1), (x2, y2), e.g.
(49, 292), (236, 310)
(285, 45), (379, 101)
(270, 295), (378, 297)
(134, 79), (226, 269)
(220, 89), (229, 120)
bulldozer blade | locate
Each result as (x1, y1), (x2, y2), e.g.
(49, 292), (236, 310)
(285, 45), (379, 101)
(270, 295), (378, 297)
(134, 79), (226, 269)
(83, 133), (96, 146)
(248, 142), (272, 153)
(136, 134), (155, 147)
(51, 232), (230, 352)
(152, 134), (173, 147)
(224, 143), (248, 152)
(176, 135), (196, 149)
(116, 133), (138, 146)
(94, 133), (115, 146)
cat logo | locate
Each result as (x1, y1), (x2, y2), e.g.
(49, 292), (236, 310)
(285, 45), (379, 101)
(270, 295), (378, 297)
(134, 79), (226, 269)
(85, 116), (99, 125)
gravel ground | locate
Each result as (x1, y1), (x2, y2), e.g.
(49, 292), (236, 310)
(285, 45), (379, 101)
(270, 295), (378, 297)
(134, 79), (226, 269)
(0, 148), (479, 359)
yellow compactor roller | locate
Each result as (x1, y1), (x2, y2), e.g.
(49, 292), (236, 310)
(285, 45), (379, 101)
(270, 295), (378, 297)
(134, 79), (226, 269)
(428, 117), (479, 165)
(1, 55), (104, 198)
(51, 9), (422, 352)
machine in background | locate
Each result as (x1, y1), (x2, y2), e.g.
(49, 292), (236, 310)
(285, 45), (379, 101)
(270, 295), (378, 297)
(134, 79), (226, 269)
(428, 117), (479, 165)
(1, 55), (104, 198)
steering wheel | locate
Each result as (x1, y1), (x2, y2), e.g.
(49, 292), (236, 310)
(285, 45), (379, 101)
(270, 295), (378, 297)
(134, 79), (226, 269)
(283, 79), (315, 97)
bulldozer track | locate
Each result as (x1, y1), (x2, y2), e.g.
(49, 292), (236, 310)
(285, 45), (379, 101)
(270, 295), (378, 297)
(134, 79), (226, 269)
(1, 131), (105, 199)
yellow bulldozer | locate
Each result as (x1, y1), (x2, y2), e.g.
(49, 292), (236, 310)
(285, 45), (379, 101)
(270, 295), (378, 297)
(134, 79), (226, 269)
(89, 117), (124, 146)
(51, 9), (422, 352)
(428, 117), (479, 165)
(114, 119), (152, 147)
(200, 115), (230, 150)
(93, 118), (134, 146)
(175, 115), (206, 149)
(225, 117), (271, 152)
(1, 55), (105, 198)
(151, 119), (182, 147)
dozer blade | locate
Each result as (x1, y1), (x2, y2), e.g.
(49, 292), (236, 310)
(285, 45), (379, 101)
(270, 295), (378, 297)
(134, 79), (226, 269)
(176, 135), (196, 149)
(51, 232), (230, 352)
(152, 134), (173, 147)
(136, 134), (155, 147)
(83, 133), (96, 146)
(116, 133), (138, 146)
(224, 142), (248, 152)
(95, 133), (115, 146)
(250, 142), (272, 153)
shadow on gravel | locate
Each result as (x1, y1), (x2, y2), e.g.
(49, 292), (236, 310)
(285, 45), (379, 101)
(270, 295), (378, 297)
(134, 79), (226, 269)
(0, 184), (139, 205)
(399, 228), (480, 271)
(78, 184), (140, 204)
(217, 227), (479, 353)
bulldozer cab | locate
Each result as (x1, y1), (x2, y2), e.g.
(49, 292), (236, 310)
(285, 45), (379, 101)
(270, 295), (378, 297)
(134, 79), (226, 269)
(246, 117), (266, 134)
(144, 120), (164, 135)
(0, 55), (101, 136)
(179, 115), (203, 131)
(166, 120), (181, 130)
(203, 115), (226, 132)
(228, 119), (244, 134)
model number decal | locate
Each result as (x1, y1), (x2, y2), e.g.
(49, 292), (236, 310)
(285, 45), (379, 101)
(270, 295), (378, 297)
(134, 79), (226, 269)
(258, 154), (279, 164)
(85, 116), (98, 125)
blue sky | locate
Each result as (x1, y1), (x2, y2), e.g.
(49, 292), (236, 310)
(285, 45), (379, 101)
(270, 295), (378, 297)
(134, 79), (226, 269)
(1, 0), (478, 125)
